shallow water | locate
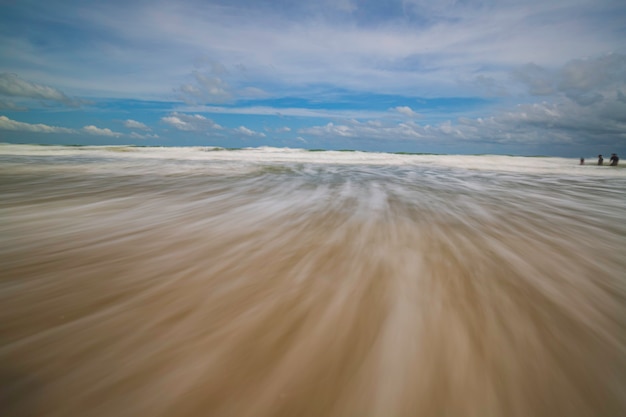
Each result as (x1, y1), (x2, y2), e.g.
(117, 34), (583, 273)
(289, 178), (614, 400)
(1, 145), (625, 417)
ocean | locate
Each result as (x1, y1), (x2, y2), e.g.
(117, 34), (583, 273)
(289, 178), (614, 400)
(1, 143), (625, 417)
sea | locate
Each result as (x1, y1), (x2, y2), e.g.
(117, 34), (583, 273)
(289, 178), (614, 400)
(1, 143), (625, 417)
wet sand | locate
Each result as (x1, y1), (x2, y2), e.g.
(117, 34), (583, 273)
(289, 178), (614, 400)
(1, 149), (625, 416)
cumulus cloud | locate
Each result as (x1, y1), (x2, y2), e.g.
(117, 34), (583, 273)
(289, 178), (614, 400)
(300, 120), (427, 141)
(234, 126), (266, 137)
(82, 125), (122, 137)
(296, 118), (474, 145)
(0, 115), (124, 137)
(298, 89), (626, 148)
(453, 96), (626, 146)
(2, 2), (624, 153)
(161, 112), (223, 132)
(130, 132), (159, 140)
(393, 106), (420, 118)
(513, 54), (626, 106)
(0, 73), (85, 107)
(265, 126), (291, 133)
(124, 119), (150, 130)
(300, 122), (356, 138)
(0, 115), (75, 134)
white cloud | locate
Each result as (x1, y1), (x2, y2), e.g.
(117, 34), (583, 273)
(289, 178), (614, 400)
(299, 120), (426, 141)
(178, 105), (389, 120)
(265, 126), (291, 133)
(0, 73), (84, 107)
(298, 87), (626, 148)
(129, 132), (159, 140)
(82, 125), (122, 137)
(513, 54), (626, 106)
(2, 1), (625, 154)
(0, 73), (67, 101)
(162, 115), (188, 129)
(0, 115), (76, 134)
(234, 126), (266, 137)
(300, 122), (356, 138)
(161, 112), (223, 132)
(6, 0), (622, 100)
(437, 120), (463, 136)
(0, 115), (134, 138)
(124, 119), (150, 130)
(393, 106), (420, 118)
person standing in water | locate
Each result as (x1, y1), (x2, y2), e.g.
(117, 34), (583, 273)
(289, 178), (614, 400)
(609, 153), (619, 166)
(598, 154), (604, 165)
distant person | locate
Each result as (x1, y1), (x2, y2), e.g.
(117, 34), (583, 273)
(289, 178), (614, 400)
(609, 153), (619, 166)
(580, 158), (585, 165)
(598, 154), (603, 165)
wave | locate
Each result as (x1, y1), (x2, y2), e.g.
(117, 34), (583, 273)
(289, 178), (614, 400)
(1, 142), (625, 417)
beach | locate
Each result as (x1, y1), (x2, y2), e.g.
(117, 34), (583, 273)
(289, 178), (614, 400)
(1, 144), (625, 417)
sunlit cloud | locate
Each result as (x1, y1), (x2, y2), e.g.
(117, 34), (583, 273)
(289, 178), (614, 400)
(300, 122), (357, 138)
(124, 119), (150, 130)
(234, 126), (265, 137)
(0, 115), (128, 138)
(82, 125), (122, 137)
(393, 106), (420, 118)
(161, 112), (223, 132)
(0, 115), (75, 134)
(1, 0), (624, 154)
(130, 132), (159, 140)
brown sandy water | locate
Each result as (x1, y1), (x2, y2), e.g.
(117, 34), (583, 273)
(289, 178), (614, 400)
(1, 145), (625, 416)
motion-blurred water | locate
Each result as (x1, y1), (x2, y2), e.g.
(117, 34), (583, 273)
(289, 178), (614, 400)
(1, 144), (625, 417)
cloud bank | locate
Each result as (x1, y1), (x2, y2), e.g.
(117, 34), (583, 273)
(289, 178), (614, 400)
(0, 0), (624, 154)
(0, 73), (86, 107)
(0, 115), (124, 138)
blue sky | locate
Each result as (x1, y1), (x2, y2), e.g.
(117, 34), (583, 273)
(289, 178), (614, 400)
(1, 0), (625, 155)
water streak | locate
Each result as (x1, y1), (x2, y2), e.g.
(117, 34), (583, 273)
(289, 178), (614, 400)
(1, 145), (625, 416)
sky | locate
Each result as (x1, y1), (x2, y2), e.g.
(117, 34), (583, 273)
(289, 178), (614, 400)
(0, 0), (625, 156)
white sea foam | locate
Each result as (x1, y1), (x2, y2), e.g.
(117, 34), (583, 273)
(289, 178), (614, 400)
(1, 143), (625, 417)
(1, 143), (624, 176)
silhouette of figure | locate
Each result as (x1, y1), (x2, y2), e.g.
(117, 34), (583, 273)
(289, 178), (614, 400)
(580, 158), (585, 165)
(598, 154), (604, 165)
(609, 153), (619, 166)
